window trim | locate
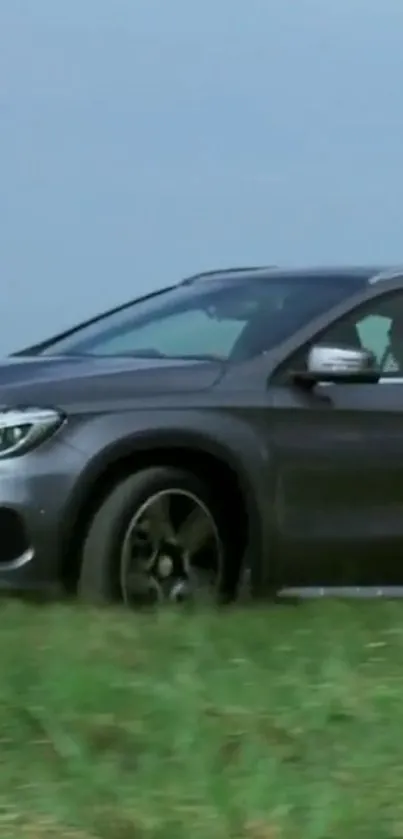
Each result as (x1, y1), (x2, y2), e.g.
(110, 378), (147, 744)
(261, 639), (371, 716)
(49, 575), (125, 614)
(269, 280), (403, 386)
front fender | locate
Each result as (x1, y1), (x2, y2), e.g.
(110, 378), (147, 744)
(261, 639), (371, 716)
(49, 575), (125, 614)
(64, 409), (276, 594)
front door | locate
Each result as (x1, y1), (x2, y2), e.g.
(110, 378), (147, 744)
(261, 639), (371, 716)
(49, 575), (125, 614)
(269, 288), (403, 589)
(270, 379), (403, 588)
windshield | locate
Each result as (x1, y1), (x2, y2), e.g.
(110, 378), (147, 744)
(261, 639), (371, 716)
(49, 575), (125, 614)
(36, 275), (363, 362)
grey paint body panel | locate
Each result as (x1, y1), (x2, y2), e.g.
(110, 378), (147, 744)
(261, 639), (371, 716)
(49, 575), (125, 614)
(1, 264), (403, 598)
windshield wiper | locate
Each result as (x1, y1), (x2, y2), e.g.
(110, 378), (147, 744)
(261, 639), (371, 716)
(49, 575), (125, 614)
(120, 349), (167, 358)
(123, 351), (224, 362)
(174, 353), (225, 362)
(48, 349), (225, 362)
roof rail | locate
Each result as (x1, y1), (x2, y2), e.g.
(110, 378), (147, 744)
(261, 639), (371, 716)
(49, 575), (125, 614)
(368, 266), (403, 285)
(181, 266), (276, 285)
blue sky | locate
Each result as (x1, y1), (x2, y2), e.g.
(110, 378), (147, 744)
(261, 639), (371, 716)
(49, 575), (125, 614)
(1, 0), (403, 353)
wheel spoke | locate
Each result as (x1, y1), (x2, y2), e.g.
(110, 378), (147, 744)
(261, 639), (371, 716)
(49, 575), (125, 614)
(177, 505), (213, 557)
(144, 494), (175, 544)
(124, 571), (162, 604)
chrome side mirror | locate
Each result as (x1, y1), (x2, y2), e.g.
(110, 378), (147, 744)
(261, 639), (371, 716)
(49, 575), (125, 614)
(292, 344), (380, 386)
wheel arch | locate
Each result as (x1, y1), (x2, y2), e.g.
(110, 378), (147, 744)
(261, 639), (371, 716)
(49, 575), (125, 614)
(60, 430), (261, 594)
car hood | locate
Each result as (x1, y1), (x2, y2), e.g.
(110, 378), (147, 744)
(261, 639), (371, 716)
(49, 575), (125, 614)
(0, 354), (224, 406)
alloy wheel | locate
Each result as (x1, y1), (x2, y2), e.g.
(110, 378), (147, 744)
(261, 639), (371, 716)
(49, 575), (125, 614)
(119, 488), (223, 607)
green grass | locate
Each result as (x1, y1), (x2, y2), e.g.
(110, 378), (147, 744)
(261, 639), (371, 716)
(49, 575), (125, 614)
(1, 600), (403, 838)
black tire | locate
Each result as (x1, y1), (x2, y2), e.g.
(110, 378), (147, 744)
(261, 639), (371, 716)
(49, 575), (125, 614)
(77, 466), (227, 606)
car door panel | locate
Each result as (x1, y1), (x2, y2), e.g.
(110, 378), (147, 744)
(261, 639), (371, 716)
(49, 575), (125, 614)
(270, 381), (403, 587)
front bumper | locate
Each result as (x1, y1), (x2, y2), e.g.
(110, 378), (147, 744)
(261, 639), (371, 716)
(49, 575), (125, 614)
(0, 438), (87, 596)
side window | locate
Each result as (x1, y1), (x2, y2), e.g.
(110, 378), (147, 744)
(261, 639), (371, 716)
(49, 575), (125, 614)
(356, 315), (391, 365)
(320, 290), (403, 374)
(282, 289), (403, 377)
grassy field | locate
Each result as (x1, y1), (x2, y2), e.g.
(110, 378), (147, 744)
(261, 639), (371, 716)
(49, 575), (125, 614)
(1, 600), (403, 838)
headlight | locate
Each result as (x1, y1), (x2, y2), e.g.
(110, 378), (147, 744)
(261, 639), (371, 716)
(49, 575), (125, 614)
(0, 407), (64, 457)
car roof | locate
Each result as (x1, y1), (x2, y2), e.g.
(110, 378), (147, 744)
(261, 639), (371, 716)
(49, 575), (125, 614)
(184, 264), (400, 285)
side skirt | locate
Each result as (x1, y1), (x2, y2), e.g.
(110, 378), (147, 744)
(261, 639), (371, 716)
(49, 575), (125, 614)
(279, 586), (403, 599)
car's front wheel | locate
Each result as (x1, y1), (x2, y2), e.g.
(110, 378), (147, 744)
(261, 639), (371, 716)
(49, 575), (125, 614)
(78, 466), (226, 607)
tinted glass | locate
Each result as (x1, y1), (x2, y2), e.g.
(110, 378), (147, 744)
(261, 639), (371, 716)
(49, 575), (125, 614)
(284, 288), (403, 376)
(323, 289), (403, 374)
(39, 275), (363, 362)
